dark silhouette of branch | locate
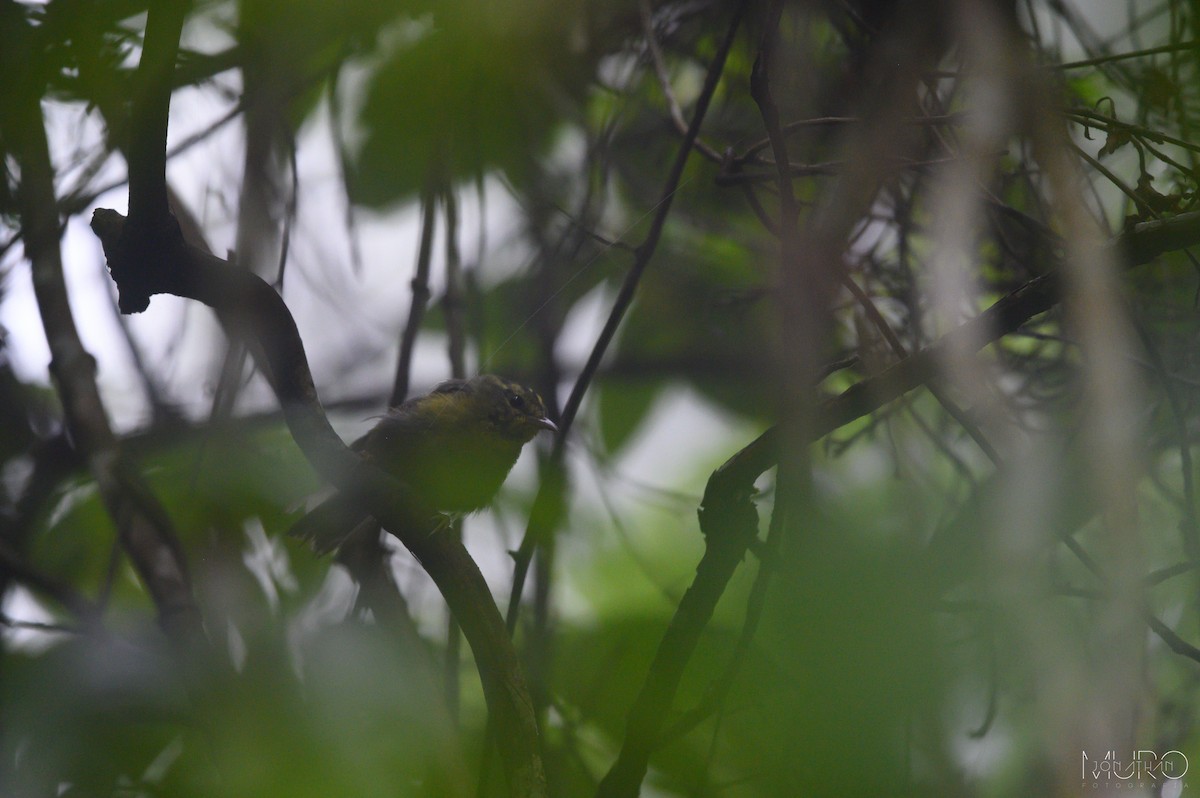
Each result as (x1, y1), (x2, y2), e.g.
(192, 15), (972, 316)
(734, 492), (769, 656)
(392, 186), (437, 404)
(595, 425), (762, 797)
(0, 537), (98, 621)
(92, 204), (547, 798)
(7, 6), (204, 650)
(587, 200), (1200, 798)
(592, 13), (809, 794)
(443, 187), (467, 380)
(126, 0), (189, 233)
(656, 491), (787, 747)
(443, 185), (466, 721)
(89, 2), (546, 793)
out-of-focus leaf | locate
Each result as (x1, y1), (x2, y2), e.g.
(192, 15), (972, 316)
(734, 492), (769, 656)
(238, 0), (414, 134)
(29, 424), (318, 603)
(0, 613), (471, 798)
(723, 516), (942, 795)
(353, 0), (594, 204)
(596, 378), (662, 455)
(1143, 66), (1177, 114)
(1, 634), (187, 796)
(32, 477), (114, 591)
(1098, 127), (1131, 157)
(613, 223), (776, 419)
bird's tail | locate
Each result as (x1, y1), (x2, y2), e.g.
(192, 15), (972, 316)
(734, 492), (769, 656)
(288, 493), (371, 555)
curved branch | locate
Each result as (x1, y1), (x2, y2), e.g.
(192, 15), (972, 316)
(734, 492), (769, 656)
(91, 209), (545, 797)
(92, 1), (544, 790)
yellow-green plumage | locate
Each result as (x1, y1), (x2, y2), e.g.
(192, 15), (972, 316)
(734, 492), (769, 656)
(291, 375), (556, 554)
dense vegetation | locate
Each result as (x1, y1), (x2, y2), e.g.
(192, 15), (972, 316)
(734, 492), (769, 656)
(3, 0), (1200, 795)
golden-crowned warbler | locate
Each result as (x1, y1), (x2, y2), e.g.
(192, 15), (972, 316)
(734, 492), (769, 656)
(290, 375), (556, 553)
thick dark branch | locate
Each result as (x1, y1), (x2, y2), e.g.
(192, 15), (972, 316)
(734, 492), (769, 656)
(595, 454), (761, 797)
(91, 210), (545, 797)
(127, 0), (190, 227)
(97, 7), (543, 788)
(8, 40), (203, 648)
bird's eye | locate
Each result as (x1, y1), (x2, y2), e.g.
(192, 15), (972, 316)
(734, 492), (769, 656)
(508, 393), (526, 410)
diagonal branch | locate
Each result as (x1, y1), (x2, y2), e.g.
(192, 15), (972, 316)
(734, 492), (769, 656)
(506, 0), (748, 633)
(7, 21), (203, 650)
(638, 0), (724, 164)
(594, 473), (760, 798)
(92, 204), (547, 798)
(704, 209), (1200, 505)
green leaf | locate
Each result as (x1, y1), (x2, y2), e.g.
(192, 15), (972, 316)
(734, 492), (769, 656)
(353, 0), (592, 204)
(596, 379), (662, 455)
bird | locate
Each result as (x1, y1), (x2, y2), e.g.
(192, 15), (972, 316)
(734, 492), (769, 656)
(290, 375), (557, 554)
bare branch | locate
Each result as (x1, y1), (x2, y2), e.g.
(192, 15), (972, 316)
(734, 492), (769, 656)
(506, 0), (748, 635)
(10, 39), (203, 649)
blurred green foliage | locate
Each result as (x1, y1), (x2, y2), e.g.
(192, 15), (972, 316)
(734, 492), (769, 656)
(354, 0), (599, 204)
(4, 0), (1200, 796)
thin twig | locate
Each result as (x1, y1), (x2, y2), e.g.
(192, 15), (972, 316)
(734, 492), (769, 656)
(392, 187), (437, 405)
(0, 539), (99, 620)
(1057, 40), (1200, 70)
(737, 112), (969, 162)
(701, 209), (1200, 507)
(443, 185), (466, 722)
(842, 272), (1001, 464)
(328, 58), (365, 275)
(1068, 107), (1200, 157)
(1061, 531), (1200, 665)
(274, 137), (299, 290)
(639, 0), (724, 164)
(444, 188), (467, 380)
(505, 0), (747, 634)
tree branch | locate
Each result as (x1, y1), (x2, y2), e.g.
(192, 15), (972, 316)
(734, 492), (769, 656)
(127, 0), (189, 229)
(7, 11), (203, 649)
(703, 209), (1200, 504)
(506, 0), (747, 633)
(92, 207), (546, 796)
(90, 1), (546, 791)
(392, 186), (437, 404)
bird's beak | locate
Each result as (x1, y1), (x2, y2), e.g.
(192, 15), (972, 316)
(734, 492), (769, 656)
(536, 416), (559, 433)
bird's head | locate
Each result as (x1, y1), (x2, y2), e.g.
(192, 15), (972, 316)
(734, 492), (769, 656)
(433, 375), (557, 443)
